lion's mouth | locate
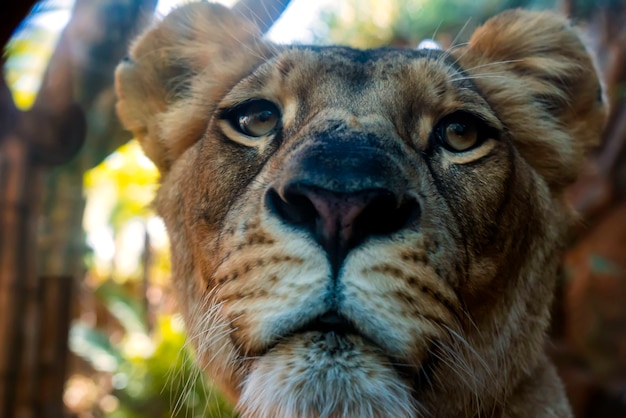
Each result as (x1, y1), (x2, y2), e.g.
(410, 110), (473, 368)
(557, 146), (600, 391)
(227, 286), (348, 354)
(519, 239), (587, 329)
(295, 311), (360, 336)
(256, 310), (364, 358)
(253, 310), (423, 383)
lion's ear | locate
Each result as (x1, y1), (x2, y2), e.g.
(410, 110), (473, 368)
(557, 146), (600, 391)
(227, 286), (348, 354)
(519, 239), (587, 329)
(115, 3), (270, 172)
(456, 10), (607, 190)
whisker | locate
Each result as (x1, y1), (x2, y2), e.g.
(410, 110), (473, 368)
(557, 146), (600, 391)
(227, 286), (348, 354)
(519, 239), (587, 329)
(461, 59), (523, 73)
(449, 74), (509, 83)
(442, 324), (492, 377)
(450, 18), (473, 54)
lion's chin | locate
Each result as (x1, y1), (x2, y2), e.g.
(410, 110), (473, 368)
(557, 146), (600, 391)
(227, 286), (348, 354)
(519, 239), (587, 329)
(236, 332), (418, 418)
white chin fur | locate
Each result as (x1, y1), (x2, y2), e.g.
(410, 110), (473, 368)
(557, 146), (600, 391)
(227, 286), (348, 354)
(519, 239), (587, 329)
(237, 333), (418, 418)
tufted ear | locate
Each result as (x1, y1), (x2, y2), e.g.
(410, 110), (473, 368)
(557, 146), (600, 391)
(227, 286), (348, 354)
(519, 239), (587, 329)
(115, 2), (272, 172)
(456, 9), (607, 191)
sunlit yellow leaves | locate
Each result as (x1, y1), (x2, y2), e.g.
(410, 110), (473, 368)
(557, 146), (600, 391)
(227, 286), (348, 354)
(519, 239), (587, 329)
(84, 140), (159, 227)
(82, 140), (164, 282)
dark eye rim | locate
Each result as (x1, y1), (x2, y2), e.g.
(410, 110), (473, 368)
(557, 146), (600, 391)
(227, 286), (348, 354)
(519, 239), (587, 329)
(220, 99), (282, 138)
(432, 111), (498, 153)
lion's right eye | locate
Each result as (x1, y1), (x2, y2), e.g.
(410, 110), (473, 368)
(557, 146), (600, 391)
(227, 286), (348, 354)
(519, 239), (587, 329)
(226, 100), (281, 138)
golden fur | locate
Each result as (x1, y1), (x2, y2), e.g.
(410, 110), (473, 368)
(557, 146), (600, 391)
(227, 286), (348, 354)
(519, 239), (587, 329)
(115, 3), (606, 417)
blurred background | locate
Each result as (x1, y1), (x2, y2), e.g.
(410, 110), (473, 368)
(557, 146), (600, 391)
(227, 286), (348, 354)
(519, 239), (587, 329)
(1, 0), (625, 417)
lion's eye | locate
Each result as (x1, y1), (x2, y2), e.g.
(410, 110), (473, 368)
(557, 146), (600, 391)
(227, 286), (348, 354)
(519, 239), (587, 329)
(434, 112), (486, 152)
(228, 100), (281, 137)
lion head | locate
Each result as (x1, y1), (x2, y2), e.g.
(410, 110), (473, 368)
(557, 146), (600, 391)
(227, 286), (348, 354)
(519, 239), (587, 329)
(115, 3), (606, 417)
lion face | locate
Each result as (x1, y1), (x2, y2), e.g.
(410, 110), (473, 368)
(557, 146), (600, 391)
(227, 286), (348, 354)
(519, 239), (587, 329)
(115, 4), (606, 417)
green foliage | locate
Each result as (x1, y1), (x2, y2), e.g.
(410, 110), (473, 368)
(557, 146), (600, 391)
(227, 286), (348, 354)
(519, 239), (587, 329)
(69, 281), (236, 418)
(70, 323), (124, 373)
(96, 281), (149, 334)
(322, 0), (556, 48)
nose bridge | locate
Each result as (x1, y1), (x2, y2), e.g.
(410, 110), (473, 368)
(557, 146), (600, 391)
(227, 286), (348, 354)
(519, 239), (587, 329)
(277, 123), (407, 196)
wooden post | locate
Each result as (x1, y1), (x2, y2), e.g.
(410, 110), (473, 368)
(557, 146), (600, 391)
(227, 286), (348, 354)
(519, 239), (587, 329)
(38, 276), (74, 418)
(0, 74), (45, 418)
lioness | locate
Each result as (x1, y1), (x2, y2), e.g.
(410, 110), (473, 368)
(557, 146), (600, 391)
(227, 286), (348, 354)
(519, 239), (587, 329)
(115, 3), (606, 417)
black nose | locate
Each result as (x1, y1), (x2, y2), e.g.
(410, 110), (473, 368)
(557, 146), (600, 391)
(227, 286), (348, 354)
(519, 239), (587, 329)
(265, 129), (420, 267)
(266, 182), (419, 268)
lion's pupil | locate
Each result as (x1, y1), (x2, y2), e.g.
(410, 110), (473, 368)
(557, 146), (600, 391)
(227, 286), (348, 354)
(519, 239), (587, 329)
(449, 122), (465, 135)
(236, 102), (279, 137)
(444, 120), (477, 151)
(258, 110), (273, 122)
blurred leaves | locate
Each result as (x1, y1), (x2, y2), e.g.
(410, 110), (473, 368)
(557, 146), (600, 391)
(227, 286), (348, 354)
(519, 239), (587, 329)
(82, 140), (166, 282)
(321, 0), (557, 48)
(70, 323), (123, 373)
(84, 141), (159, 231)
(69, 281), (235, 418)
(96, 281), (148, 335)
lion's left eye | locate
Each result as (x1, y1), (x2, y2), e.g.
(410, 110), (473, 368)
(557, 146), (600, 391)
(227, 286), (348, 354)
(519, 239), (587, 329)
(227, 100), (281, 138)
(434, 112), (488, 152)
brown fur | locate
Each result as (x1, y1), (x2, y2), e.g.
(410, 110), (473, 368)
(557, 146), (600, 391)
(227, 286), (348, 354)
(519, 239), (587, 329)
(115, 3), (606, 417)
